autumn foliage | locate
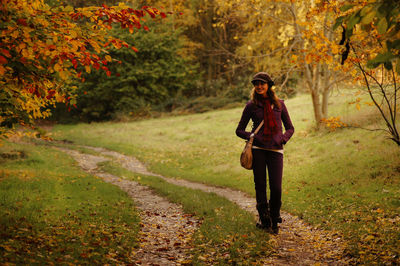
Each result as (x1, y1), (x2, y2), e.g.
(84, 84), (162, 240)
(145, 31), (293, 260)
(285, 0), (399, 143)
(333, 1), (400, 145)
(0, 0), (166, 132)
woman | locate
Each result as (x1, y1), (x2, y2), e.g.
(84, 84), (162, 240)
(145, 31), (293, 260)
(236, 72), (294, 234)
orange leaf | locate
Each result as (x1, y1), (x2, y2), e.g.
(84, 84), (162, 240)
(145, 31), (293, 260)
(305, 54), (313, 64)
(0, 65), (5, 75)
(0, 55), (7, 64)
(131, 46), (138, 52)
(1, 49), (11, 58)
(111, 41), (121, 49)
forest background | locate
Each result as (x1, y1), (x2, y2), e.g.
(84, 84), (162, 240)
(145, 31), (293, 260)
(1, 0), (399, 145)
(49, 0), (303, 123)
(30, 0), (368, 122)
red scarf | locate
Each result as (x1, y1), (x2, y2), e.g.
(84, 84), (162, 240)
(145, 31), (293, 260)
(263, 99), (278, 140)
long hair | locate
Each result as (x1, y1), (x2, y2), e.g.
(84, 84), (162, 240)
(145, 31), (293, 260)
(250, 86), (281, 109)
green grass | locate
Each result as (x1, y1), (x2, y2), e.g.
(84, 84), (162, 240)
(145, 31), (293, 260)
(52, 91), (400, 264)
(98, 160), (272, 265)
(0, 142), (140, 264)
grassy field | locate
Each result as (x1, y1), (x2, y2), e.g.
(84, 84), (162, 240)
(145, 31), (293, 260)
(0, 142), (140, 264)
(51, 91), (400, 264)
(0, 140), (275, 264)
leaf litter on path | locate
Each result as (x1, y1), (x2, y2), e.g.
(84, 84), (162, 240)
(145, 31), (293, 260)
(73, 144), (354, 265)
(58, 146), (354, 265)
(57, 147), (199, 265)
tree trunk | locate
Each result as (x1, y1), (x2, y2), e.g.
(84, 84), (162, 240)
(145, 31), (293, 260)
(311, 89), (322, 127)
(321, 66), (331, 118)
(303, 62), (323, 128)
(322, 87), (329, 118)
(294, 3), (325, 129)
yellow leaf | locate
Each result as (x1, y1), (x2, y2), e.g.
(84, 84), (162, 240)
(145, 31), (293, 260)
(331, 45), (340, 54)
(18, 43), (26, 52)
(356, 103), (361, 110)
(112, 41), (121, 49)
(21, 48), (29, 58)
(363, 235), (374, 241)
(59, 70), (67, 80)
(325, 55), (333, 63)
(70, 30), (78, 39)
(89, 40), (101, 53)
(70, 40), (80, 52)
(54, 63), (62, 72)
(105, 55), (112, 62)
(11, 30), (19, 39)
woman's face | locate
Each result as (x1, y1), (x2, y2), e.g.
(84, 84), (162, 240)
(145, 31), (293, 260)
(253, 81), (269, 97)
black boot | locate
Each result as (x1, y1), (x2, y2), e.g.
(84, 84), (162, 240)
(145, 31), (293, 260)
(271, 222), (279, 234)
(271, 217), (282, 234)
(256, 203), (271, 229)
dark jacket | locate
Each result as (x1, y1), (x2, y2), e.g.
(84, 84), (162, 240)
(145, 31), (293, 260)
(236, 99), (294, 150)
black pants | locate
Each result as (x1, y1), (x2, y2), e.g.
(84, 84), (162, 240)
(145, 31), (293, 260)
(252, 149), (283, 221)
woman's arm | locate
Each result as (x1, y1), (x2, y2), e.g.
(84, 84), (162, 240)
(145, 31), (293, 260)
(281, 101), (294, 144)
(236, 103), (253, 140)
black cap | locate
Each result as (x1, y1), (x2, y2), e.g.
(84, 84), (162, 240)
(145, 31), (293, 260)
(251, 72), (275, 87)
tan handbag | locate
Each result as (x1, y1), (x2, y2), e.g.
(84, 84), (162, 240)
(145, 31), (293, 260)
(240, 120), (264, 170)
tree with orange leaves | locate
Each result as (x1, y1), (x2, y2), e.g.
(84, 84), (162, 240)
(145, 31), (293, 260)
(0, 0), (166, 134)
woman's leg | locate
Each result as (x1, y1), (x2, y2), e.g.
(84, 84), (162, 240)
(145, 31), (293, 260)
(252, 149), (270, 227)
(266, 151), (283, 232)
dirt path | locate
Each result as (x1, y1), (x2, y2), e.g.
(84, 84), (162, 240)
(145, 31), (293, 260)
(57, 147), (199, 265)
(56, 143), (354, 265)
(79, 145), (353, 265)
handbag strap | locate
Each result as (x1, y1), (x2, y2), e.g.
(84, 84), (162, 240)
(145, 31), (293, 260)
(247, 120), (264, 145)
(253, 120), (264, 135)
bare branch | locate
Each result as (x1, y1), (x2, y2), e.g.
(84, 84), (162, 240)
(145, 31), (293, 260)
(351, 45), (395, 136)
(280, 64), (297, 89)
(346, 125), (388, 133)
(364, 68), (397, 135)
(391, 65), (398, 128)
